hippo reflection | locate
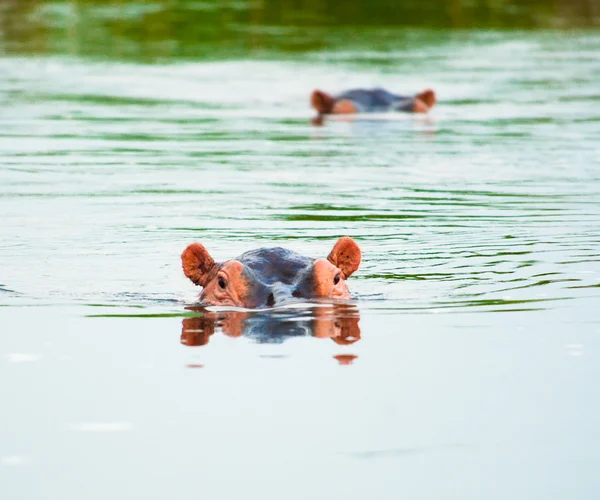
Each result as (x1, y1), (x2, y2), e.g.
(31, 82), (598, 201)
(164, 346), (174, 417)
(310, 87), (436, 125)
(181, 304), (361, 348)
(181, 237), (361, 308)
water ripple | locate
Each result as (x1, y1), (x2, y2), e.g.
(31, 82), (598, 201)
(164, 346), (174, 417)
(0, 34), (599, 316)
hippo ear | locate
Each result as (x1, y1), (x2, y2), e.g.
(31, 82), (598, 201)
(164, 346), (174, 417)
(181, 242), (217, 287)
(327, 237), (361, 278)
(311, 89), (335, 114)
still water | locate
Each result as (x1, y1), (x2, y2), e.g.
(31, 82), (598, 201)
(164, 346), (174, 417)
(1, 6), (600, 499)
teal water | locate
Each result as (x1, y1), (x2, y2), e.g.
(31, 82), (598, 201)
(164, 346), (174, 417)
(1, 5), (600, 498)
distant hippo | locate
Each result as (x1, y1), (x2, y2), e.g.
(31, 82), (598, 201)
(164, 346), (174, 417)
(181, 237), (361, 308)
(310, 87), (436, 124)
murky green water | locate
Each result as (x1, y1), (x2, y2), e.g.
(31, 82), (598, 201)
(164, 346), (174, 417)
(1, 2), (600, 499)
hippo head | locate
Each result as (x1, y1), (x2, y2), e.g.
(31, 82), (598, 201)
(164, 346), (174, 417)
(181, 237), (361, 308)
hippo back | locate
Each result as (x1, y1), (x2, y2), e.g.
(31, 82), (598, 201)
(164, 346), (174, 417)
(336, 87), (414, 112)
(237, 247), (314, 285)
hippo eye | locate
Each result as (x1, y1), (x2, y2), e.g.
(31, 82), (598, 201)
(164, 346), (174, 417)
(218, 277), (227, 289)
(333, 274), (341, 285)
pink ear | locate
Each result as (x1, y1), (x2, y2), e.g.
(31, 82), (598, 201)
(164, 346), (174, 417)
(327, 237), (361, 278)
(181, 243), (216, 287)
(311, 89), (335, 114)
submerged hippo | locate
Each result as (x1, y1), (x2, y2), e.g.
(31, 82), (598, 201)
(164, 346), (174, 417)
(310, 87), (436, 124)
(181, 237), (361, 308)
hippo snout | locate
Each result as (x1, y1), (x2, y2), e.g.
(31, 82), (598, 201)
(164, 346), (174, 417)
(266, 282), (297, 307)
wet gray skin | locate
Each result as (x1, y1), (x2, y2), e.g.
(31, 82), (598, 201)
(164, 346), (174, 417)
(231, 247), (317, 307)
(333, 88), (418, 112)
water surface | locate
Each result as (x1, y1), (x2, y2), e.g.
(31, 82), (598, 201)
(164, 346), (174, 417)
(1, 5), (600, 499)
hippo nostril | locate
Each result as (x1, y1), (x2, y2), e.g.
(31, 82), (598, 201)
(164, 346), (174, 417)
(267, 293), (275, 307)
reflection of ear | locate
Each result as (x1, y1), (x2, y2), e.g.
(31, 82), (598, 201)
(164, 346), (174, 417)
(181, 242), (216, 287)
(181, 317), (214, 346)
(311, 114), (325, 126)
(327, 237), (361, 278)
(334, 354), (358, 365)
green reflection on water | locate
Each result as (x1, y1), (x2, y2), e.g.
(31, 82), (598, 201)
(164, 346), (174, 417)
(86, 311), (205, 318)
(1, 0), (598, 61)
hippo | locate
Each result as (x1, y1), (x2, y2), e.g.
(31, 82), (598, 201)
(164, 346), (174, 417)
(310, 87), (436, 125)
(181, 237), (361, 308)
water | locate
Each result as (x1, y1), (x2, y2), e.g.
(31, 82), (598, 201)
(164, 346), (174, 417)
(1, 3), (600, 499)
